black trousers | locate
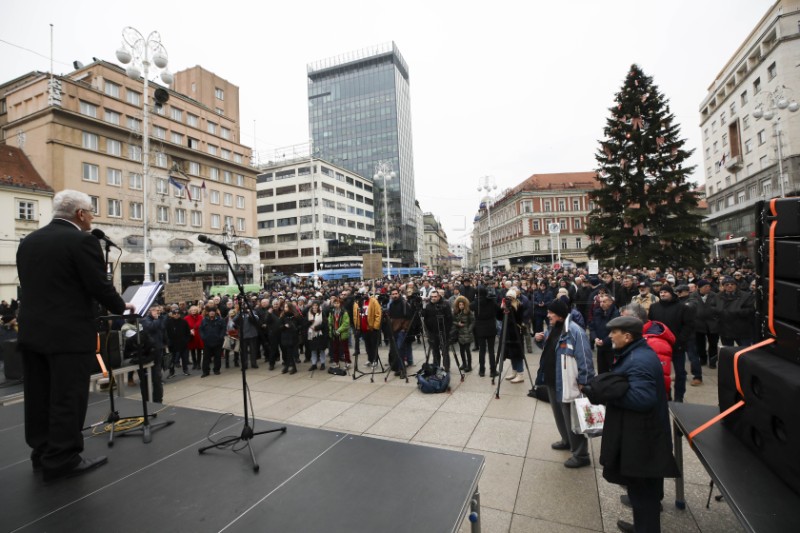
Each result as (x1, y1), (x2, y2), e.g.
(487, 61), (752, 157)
(22, 349), (92, 472)
(202, 345), (222, 374)
(627, 477), (664, 533)
(477, 335), (496, 373)
(596, 344), (614, 374)
(240, 337), (260, 368)
(695, 331), (719, 364)
(362, 329), (379, 363)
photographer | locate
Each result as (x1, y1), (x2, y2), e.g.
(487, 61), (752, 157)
(353, 288), (382, 366)
(421, 290), (453, 371)
(387, 288), (412, 372)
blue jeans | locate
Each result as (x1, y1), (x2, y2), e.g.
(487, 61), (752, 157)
(395, 330), (412, 364)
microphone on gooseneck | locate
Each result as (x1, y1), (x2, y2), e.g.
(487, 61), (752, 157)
(198, 234), (233, 252)
(91, 228), (120, 249)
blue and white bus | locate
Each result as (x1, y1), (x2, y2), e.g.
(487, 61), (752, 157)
(311, 267), (425, 281)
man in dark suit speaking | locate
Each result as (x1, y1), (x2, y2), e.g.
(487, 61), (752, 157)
(17, 190), (134, 481)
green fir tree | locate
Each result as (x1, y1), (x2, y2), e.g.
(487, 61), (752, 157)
(586, 64), (709, 269)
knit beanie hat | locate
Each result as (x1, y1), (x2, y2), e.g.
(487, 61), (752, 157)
(547, 299), (569, 319)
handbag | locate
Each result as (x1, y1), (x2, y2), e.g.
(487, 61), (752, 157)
(570, 395), (605, 437)
(560, 352), (581, 403)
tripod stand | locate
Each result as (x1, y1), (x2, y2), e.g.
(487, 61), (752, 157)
(85, 315), (173, 445)
(197, 238), (286, 472)
(494, 307), (535, 399)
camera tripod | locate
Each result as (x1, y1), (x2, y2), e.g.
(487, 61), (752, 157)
(414, 310), (465, 382)
(494, 306), (535, 399)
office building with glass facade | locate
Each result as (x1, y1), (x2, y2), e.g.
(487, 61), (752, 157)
(307, 42), (417, 265)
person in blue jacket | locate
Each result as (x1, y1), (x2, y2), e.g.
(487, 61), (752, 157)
(600, 316), (679, 533)
(200, 307), (227, 376)
(531, 280), (554, 334)
(534, 299), (595, 468)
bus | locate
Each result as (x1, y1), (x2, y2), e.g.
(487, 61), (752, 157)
(311, 267), (425, 281)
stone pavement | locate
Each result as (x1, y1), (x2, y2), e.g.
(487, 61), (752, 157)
(131, 344), (744, 533)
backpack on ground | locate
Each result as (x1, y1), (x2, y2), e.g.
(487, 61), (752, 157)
(417, 364), (451, 393)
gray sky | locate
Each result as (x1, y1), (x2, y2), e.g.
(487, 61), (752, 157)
(1, 0), (776, 245)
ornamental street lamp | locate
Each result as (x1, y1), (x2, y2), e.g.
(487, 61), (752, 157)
(477, 176), (497, 272)
(752, 86), (798, 198)
(374, 161), (396, 278)
(116, 27), (173, 282)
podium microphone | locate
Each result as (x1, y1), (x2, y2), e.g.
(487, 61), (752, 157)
(91, 228), (120, 249)
(198, 234), (233, 252)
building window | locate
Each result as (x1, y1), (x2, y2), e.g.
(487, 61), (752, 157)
(558, 199), (566, 211)
(157, 205), (169, 223)
(737, 190), (746, 204)
(236, 195), (245, 209)
(744, 139), (753, 153)
(104, 81), (121, 98)
(90, 196), (100, 215)
(720, 111), (726, 126)
(108, 199), (122, 218)
(713, 141), (719, 153)
(171, 132), (183, 145)
(170, 107), (183, 122)
(223, 193), (233, 207)
(189, 185), (200, 201)
(224, 216), (233, 229)
(79, 100), (97, 117)
(210, 190), (220, 204)
(223, 171), (232, 184)
(559, 219), (567, 230)
(154, 152), (168, 168)
(156, 177), (168, 195)
(237, 217), (245, 232)
(760, 155), (769, 169)
(705, 147), (711, 159)
(561, 238), (568, 250)
(127, 116), (141, 132)
(130, 202), (143, 220)
(129, 172), (142, 190)
(722, 133), (728, 147)
(543, 200), (551, 212)
(757, 129), (767, 145)
(153, 126), (166, 140)
(175, 208), (186, 225)
(221, 127), (231, 140)
(126, 90), (141, 106)
(17, 199), (36, 220)
(215, 87), (224, 100)
(191, 211), (202, 227)
(748, 184), (757, 199)
(107, 168), (122, 186)
(209, 168), (219, 181)
(128, 145), (142, 162)
(187, 113), (199, 127)
(573, 218), (582, 230)
(762, 179), (772, 197)
(740, 90), (748, 105)
(742, 115), (750, 130)
(221, 148), (231, 160)
(104, 109), (121, 125)
(211, 214), (221, 228)
(532, 219), (540, 231)
(767, 62), (777, 80)
(576, 237), (582, 249)
(207, 121), (217, 135)
(187, 137), (199, 149)
(188, 161), (200, 175)
(208, 145), (217, 156)
(82, 163), (99, 182)
(107, 139), (122, 156)
(753, 77), (761, 94)
(236, 174), (244, 186)
(82, 132), (99, 150)
(730, 101), (736, 115)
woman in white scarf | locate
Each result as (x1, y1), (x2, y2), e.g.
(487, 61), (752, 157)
(307, 302), (326, 370)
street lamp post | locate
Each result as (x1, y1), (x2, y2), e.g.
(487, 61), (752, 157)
(116, 27), (173, 282)
(374, 161), (396, 278)
(163, 263), (171, 283)
(478, 176), (497, 273)
(752, 87), (799, 198)
(259, 264), (265, 287)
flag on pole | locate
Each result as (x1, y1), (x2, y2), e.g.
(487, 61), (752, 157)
(185, 184), (193, 202)
(201, 180), (207, 198)
(168, 176), (183, 192)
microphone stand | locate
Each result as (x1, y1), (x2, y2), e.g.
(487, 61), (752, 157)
(198, 243), (286, 472)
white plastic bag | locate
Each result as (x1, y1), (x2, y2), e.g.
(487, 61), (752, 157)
(570, 396), (605, 437)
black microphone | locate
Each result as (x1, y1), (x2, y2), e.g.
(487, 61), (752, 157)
(198, 234), (233, 252)
(91, 228), (120, 249)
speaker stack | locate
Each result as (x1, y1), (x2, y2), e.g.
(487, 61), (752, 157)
(717, 198), (800, 496)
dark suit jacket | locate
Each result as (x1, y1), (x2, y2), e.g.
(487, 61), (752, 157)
(17, 219), (126, 354)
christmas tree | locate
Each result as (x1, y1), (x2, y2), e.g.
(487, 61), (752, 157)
(585, 64), (709, 269)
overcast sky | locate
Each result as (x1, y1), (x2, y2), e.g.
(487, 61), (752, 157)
(1, 0), (776, 244)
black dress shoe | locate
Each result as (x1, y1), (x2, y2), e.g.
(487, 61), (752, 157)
(43, 456), (108, 482)
(288, 367), (297, 375)
(551, 440), (570, 450)
(616, 519), (634, 533)
(281, 366), (289, 374)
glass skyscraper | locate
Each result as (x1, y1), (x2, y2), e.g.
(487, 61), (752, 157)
(307, 42), (417, 265)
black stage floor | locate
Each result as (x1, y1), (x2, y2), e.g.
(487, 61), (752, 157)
(0, 395), (484, 533)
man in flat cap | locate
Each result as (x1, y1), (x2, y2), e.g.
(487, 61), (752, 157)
(600, 316), (679, 533)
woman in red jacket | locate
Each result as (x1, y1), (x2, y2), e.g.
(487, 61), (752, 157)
(620, 303), (675, 399)
(184, 305), (205, 370)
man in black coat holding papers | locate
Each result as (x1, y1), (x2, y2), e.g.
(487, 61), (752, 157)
(17, 190), (133, 482)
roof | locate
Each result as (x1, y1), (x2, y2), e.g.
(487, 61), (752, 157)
(510, 172), (599, 195)
(0, 145), (53, 192)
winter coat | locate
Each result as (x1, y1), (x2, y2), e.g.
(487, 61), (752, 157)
(165, 316), (191, 352)
(306, 310), (326, 353)
(328, 307), (351, 340)
(532, 288), (554, 315)
(279, 313), (299, 346)
(536, 313), (595, 403)
(648, 297), (692, 351)
(716, 289), (755, 339)
(589, 305), (620, 346)
(642, 320), (675, 395)
(452, 296), (475, 345)
(141, 314), (166, 351)
(199, 315), (227, 347)
(472, 291), (499, 338)
(353, 297), (382, 332)
(184, 313), (204, 350)
(496, 299), (526, 359)
(690, 290), (720, 334)
(601, 337), (680, 485)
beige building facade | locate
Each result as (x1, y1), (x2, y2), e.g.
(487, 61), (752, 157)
(699, 0), (800, 260)
(422, 213), (449, 274)
(0, 61), (258, 290)
(473, 172), (598, 271)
